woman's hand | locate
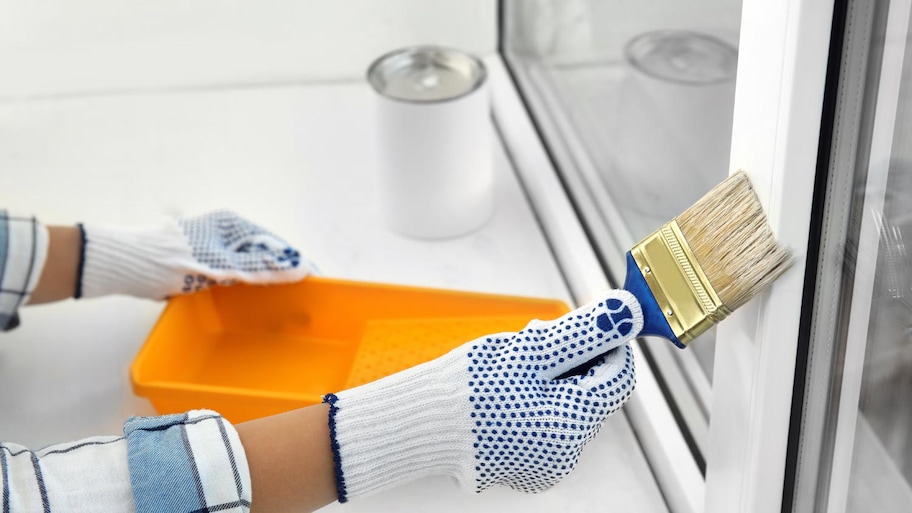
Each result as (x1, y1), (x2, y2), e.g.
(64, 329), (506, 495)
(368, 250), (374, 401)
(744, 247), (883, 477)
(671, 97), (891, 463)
(322, 291), (641, 502)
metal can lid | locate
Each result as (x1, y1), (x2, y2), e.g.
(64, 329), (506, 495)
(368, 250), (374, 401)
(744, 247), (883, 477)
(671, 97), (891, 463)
(367, 46), (487, 103)
(625, 30), (737, 85)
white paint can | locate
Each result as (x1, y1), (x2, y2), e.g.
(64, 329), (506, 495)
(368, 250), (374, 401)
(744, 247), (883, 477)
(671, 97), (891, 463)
(368, 46), (494, 239)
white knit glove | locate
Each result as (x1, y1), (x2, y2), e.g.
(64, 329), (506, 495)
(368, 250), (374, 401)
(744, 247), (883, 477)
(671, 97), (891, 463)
(78, 210), (315, 300)
(323, 290), (642, 502)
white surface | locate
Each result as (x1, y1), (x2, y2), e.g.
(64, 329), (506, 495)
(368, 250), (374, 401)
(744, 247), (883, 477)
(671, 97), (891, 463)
(0, 0), (496, 99)
(0, 63), (665, 511)
(704, 0), (834, 512)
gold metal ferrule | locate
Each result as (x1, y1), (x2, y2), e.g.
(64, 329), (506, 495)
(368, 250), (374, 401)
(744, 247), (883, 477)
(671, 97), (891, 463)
(630, 220), (732, 346)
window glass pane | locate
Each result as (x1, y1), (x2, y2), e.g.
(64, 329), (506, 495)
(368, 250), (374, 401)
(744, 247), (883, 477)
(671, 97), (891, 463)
(846, 11), (912, 509)
(502, 0), (743, 463)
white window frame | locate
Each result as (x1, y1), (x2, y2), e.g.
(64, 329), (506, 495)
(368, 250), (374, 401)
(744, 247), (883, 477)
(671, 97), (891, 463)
(705, 0), (835, 512)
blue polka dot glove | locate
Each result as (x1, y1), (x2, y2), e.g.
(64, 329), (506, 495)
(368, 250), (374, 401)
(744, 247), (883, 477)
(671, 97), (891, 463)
(78, 210), (315, 300)
(322, 291), (642, 502)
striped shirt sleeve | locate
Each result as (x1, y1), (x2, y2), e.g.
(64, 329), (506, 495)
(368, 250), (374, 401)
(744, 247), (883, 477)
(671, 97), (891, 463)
(2, 436), (134, 512)
(124, 410), (252, 513)
(0, 410), (251, 512)
(0, 211), (49, 332)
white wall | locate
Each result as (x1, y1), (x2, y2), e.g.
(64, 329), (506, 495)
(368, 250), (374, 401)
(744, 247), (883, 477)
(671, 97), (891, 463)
(0, 0), (497, 99)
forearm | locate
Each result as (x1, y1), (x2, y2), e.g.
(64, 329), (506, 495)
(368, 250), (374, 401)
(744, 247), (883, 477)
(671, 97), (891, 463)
(236, 403), (338, 513)
(27, 225), (82, 304)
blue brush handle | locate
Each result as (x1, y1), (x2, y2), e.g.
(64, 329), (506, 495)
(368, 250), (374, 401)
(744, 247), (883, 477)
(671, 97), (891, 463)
(622, 252), (685, 349)
(556, 252), (686, 378)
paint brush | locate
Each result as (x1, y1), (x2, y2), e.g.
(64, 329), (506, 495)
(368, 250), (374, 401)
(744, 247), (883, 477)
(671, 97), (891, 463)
(622, 170), (792, 348)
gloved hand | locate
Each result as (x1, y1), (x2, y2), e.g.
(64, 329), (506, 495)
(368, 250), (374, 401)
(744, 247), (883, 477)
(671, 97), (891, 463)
(323, 290), (642, 502)
(78, 210), (315, 300)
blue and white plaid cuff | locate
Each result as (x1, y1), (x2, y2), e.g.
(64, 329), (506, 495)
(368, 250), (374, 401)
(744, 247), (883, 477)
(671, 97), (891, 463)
(124, 410), (252, 513)
(0, 211), (48, 332)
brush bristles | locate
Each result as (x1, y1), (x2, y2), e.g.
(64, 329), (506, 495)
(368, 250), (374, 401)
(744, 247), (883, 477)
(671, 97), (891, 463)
(676, 171), (792, 311)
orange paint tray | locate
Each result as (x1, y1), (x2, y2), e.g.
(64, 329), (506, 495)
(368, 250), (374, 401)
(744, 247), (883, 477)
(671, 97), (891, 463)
(131, 276), (570, 423)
